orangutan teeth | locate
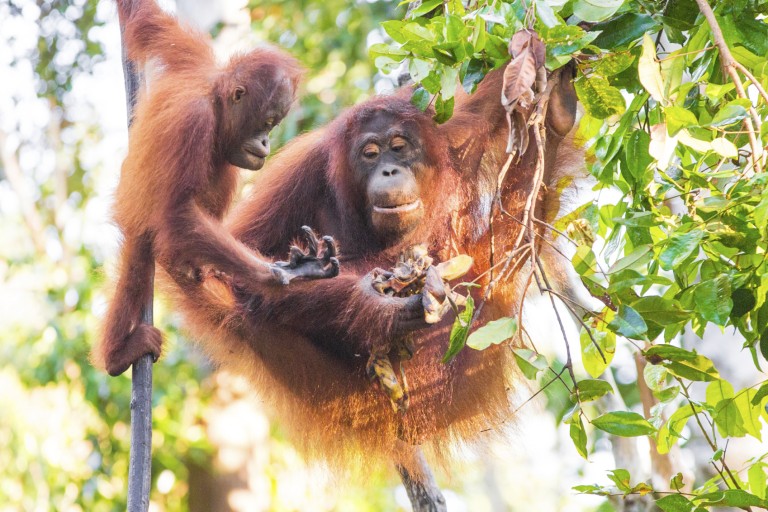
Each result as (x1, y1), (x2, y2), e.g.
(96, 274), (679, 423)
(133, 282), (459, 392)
(373, 200), (422, 214)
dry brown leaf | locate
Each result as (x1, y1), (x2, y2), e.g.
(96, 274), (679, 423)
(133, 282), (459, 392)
(501, 45), (537, 109)
(505, 109), (530, 156)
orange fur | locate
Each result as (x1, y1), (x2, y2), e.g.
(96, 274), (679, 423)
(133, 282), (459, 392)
(93, 0), (303, 376)
(165, 67), (582, 471)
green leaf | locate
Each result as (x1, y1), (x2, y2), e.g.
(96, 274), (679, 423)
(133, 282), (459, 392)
(644, 363), (669, 391)
(573, 484), (610, 495)
(696, 489), (768, 508)
(592, 13), (659, 49)
(645, 345), (698, 362)
(614, 211), (659, 227)
(570, 415), (589, 459)
(608, 305), (648, 339)
(433, 43), (459, 65)
(460, 58), (485, 94)
(607, 468), (631, 492)
(574, 75), (626, 119)
(625, 130), (653, 182)
(731, 288), (756, 318)
(467, 315), (517, 351)
(713, 394), (746, 438)
(656, 494), (695, 512)
(748, 463), (767, 500)
(512, 348), (548, 380)
(639, 33), (666, 103)
(433, 94), (454, 123)
(544, 25), (599, 58)
(665, 106), (699, 135)
(592, 411), (656, 437)
(592, 52), (635, 76)
(369, 43), (409, 62)
(444, 14), (466, 42)
(708, 103), (749, 128)
(632, 297), (692, 326)
(735, 389), (763, 440)
(577, 379), (614, 401)
(655, 385), (680, 403)
(663, 0), (698, 30)
(409, 0), (442, 18)
(664, 355), (721, 382)
(439, 65), (458, 99)
(536, 0), (560, 28)
(659, 230), (704, 270)
(442, 295), (474, 363)
(657, 404), (700, 454)
(608, 245), (653, 274)
(752, 383), (768, 406)
(420, 71), (441, 93)
(761, 329), (768, 363)
(706, 379), (735, 407)
(382, 20), (434, 45)
(409, 58), (431, 82)
(704, 82), (735, 102)
(573, 0), (624, 22)
(581, 328), (615, 378)
(411, 87), (430, 111)
(470, 16), (486, 52)
(694, 275), (733, 325)
(711, 137), (739, 159)
(670, 472), (686, 492)
(572, 245), (597, 276)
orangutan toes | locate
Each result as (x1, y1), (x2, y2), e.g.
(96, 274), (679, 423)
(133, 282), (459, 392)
(105, 323), (163, 377)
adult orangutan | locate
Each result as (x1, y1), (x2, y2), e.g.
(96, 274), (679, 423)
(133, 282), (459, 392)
(93, 0), (338, 377)
(169, 62), (580, 472)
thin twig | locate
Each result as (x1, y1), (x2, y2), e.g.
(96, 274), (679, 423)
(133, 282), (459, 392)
(731, 60), (768, 106)
(533, 259), (577, 387)
(532, 217), (579, 246)
(678, 381), (753, 510)
(511, 366), (567, 414)
(538, 283), (606, 363)
(693, 0), (764, 174)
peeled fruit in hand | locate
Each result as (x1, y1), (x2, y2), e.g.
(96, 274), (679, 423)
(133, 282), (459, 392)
(435, 254), (473, 281)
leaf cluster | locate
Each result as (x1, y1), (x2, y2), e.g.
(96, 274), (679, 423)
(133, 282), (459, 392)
(373, 0), (768, 507)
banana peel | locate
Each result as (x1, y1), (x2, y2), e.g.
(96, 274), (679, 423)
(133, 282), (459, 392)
(368, 246), (474, 413)
(366, 349), (410, 414)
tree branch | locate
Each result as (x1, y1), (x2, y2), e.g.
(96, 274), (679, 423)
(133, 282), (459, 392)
(694, 0), (764, 173)
(395, 444), (447, 512)
(118, 8), (154, 512)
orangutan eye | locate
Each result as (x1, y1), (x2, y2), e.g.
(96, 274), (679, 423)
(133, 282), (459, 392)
(363, 143), (380, 159)
(391, 137), (407, 152)
(265, 117), (275, 129)
(233, 86), (246, 102)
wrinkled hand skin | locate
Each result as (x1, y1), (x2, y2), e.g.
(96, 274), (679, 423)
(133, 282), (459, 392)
(104, 323), (162, 377)
(273, 226), (340, 283)
(359, 274), (443, 336)
(363, 268), (450, 414)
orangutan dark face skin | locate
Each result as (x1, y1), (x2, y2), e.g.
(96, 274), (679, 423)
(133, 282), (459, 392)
(350, 113), (432, 242)
(223, 71), (295, 171)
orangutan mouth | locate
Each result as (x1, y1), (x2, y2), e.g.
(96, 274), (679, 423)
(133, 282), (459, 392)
(373, 199), (422, 214)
